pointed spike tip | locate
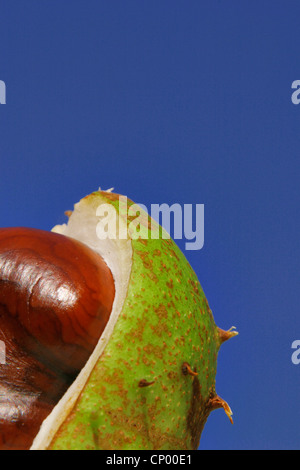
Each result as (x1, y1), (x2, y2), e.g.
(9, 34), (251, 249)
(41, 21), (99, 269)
(221, 400), (234, 425)
(218, 326), (238, 345)
(208, 395), (234, 424)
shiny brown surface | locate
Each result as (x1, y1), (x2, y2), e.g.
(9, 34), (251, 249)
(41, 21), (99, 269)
(0, 228), (115, 450)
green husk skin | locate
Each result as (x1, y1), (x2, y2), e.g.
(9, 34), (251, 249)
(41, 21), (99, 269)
(48, 191), (225, 450)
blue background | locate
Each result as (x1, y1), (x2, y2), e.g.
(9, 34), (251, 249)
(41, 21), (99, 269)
(0, 1), (299, 450)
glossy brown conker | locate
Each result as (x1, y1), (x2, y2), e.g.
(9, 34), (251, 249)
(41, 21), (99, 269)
(0, 227), (115, 450)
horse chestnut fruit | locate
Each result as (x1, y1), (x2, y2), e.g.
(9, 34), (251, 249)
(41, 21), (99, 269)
(0, 190), (237, 450)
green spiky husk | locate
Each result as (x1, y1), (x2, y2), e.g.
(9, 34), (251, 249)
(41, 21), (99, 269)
(47, 191), (222, 450)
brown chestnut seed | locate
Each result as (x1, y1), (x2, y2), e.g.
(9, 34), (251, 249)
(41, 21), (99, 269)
(0, 228), (115, 450)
